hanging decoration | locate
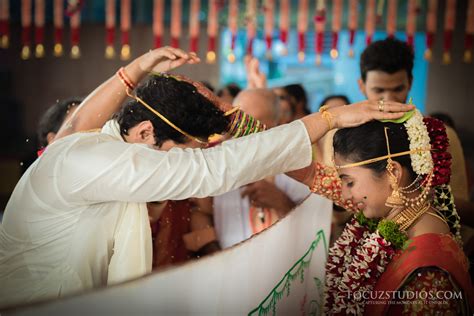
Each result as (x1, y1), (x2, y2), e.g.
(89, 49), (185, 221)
(314, 0), (326, 65)
(21, 0), (32, 60)
(443, 0), (456, 64)
(170, 0), (181, 48)
(365, 0), (376, 45)
(464, 0), (474, 63)
(376, 0), (384, 25)
(279, 0), (290, 55)
(66, 0), (83, 16)
(53, 0), (63, 56)
(330, 0), (342, 60)
(386, 0), (397, 38)
(105, 0), (115, 59)
(245, 0), (257, 57)
(0, 0), (9, 49)
(263, 0), (274, 59)
(120, 0), (131, 60)
(406, 0), (417, 47)
(424, 0), (437, 61)
(66, 0), (82, 59)
(228, 0), (238, 63)
(297, 0), (308, 62)
(347, 0), (358, 57)
(206, 0), (218, 63)
(189, 0), (200, 53)
(34, 0), (45, 58)
(153, 0), (164, 48)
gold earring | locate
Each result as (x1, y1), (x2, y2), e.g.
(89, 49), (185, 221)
(385, 161), (404, 208)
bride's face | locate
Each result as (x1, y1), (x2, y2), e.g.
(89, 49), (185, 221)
(335, 155), (393, 219)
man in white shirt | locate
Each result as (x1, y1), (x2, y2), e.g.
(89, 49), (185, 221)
(214, 89), (332, 248)
(0, 46), (412, 309)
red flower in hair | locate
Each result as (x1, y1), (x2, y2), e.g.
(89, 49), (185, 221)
(423, 117), (452, 186)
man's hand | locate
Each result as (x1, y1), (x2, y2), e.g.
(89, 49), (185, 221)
(138, 46), (200, 74)
(241, 180), (295, 217)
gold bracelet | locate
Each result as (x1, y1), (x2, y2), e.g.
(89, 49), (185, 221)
(319, 105), (334, 130)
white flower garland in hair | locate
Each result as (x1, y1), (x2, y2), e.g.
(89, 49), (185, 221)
(403, 109), (433, 175)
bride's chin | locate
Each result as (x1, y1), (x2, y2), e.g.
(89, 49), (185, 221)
(362, 208), (376, 219)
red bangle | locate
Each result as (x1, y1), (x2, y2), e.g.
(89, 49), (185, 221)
(117, 67), (135, 90)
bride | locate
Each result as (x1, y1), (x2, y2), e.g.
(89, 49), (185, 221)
(293, 106), (473, 315)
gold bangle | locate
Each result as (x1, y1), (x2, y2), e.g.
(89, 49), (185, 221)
(224, 105), (240, 116)
(319, 105), (333, 130)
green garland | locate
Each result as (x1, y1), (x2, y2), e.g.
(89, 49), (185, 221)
(355, 212), (408, 249)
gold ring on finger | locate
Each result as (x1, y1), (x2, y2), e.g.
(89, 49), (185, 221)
(378, 99), (385, 112)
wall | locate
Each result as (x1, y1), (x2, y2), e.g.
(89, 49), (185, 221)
(425, 0), (474, 135)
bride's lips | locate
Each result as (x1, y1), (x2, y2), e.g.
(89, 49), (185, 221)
(356, 201), (366, 211)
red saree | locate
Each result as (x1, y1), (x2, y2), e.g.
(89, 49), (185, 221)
(365, 233), (474, 315)
(151, 200), (194, 268)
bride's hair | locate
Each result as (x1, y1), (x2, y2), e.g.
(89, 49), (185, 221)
(333, 121), (417, 181)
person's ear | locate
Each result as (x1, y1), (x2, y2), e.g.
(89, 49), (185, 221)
(357, 78), (367, 97)
(389, 160), (404, 185)
(129, 120), (155, 145)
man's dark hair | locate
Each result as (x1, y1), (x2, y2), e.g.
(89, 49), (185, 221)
(283, 84), (311, 115)
(37, 98), (83, 147)
(115, 75), (230, 147)
(360, 37), (414, 82)
(333, 121), (416, 181)
(319, 95), (351, 108)
(217, 83), (241, 99)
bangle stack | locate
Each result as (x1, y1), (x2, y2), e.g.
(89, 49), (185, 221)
(227, 110), (266, 138)
(117, 67), (136, 91)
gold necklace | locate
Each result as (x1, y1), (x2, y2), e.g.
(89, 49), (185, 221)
(391, 201), (431, 232)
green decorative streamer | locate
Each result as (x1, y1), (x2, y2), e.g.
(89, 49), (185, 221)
(248, 230), (328, 316)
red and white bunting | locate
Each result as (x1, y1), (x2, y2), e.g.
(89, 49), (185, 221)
(443, 0), (456, 64)
(21, 0), (32, 59)
(189, 0), (200, 53)
(365, 0), (376, 46)
(105, 0), (115, 59)
(153, 0), (164, 48)
(228, 0), (238, 62)
(314, 0), (326, 65)
(207, 0), (218, 63)
(264, 0), (275, 59)
(386, 0), (397, 38)
(53, 0), (63, 56)
(406, 0), (417, 47)
(0, 0), (9, 49)
(424, 0), (437, 61)
(330, 0), (342, 60)
(464, 0), (474, 63)
(170, 0), (181, 48)
(348, 0), (358, 57)
(297, 0), (308, 62)
(120, 0), (131, 60)
(246, 0), (257, 57)
(34, 0), (45, 58)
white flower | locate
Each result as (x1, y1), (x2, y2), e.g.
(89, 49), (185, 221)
(404, 109), (433, 175)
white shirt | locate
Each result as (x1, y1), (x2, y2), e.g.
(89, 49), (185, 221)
(0, 119), (312, 308)
(214, 175), (331, 248)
